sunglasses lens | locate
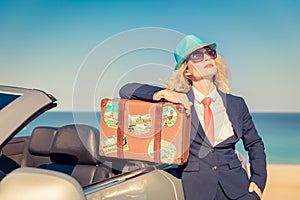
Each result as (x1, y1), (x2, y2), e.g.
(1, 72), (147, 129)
(189, 47), (217, 63)
(206, 48), (217, 58)
(189, 52), (204, 61)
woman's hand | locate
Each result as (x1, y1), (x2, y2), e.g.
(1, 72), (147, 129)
(249, 182), (262, 199)
(153, 89), (180, 103)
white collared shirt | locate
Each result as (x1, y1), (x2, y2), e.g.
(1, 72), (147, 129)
(192, 86), (234, 146)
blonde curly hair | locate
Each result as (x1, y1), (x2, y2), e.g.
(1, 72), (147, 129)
(165, 56), (230, 94)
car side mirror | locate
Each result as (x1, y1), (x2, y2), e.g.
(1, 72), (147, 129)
(0, 167), (86, 200)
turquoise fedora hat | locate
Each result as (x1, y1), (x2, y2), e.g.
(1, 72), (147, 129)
(174, 34), (216, 70)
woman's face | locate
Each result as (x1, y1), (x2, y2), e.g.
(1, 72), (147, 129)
(186, 47), (218, 81)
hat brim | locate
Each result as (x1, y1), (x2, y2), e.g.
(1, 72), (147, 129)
(174, 43), (216, 70)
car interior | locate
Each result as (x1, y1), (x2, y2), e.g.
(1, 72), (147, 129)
(0, 124), (155, 186)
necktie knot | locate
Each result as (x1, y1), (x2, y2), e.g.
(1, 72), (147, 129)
(202, 97), (213, 106)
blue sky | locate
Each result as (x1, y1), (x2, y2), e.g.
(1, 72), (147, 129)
(1, 0), (299, 112)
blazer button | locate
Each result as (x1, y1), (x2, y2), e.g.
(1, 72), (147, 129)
(210, 148), (215, 153)
(212, 166), (217, 171)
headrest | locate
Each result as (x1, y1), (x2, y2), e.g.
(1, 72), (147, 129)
(0, 168), (85, 200)
(28, 127), (57, 156)
(50, 124), (100, 165)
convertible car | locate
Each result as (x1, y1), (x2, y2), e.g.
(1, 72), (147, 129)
(0, 85), (184, 200)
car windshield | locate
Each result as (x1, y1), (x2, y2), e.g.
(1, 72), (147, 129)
(0, 91), (22, 110)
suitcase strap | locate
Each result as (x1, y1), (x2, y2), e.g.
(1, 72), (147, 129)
(154, 102), (163, 163)
(117, 99), (127, 159)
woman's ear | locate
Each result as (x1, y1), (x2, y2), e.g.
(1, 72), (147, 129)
(185, 67), (191, 76)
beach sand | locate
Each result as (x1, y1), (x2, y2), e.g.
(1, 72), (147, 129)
(262, 165), (300, 200)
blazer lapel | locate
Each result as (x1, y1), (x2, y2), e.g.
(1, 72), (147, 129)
(218, 91), (242, 139)
(187, 89), (212, 146)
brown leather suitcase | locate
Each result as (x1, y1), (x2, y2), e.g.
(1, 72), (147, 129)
(100, 98), (191, 165)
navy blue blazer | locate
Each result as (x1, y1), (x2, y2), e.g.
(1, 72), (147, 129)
(119, 83), (267, 200)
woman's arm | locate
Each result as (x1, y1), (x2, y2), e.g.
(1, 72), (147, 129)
(119, 82), (163, 101)
(119, 82), (191, 115)
(240, 98), (267, 196)
(119, 82), (182, 103)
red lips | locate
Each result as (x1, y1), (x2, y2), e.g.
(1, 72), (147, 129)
(204, 63), (214, 68)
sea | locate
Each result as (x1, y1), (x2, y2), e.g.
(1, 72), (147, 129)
(17, 112), (300, 165)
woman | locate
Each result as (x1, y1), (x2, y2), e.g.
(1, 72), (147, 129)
(119, 34), (267, 200)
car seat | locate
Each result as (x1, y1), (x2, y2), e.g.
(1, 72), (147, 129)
(37, 124), (111, 187)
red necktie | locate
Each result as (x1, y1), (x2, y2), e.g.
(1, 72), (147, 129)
(202, 97), (214, 145)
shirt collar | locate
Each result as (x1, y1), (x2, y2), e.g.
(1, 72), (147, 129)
(192, 85), (218, 104)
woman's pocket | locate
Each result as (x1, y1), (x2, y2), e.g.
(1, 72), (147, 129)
(183, 161), (200, 172)
(228, 159), (242, 169)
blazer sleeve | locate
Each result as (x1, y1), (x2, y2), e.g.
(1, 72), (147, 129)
(240, 99), (267, 192)
(119, 82), (164, 101)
